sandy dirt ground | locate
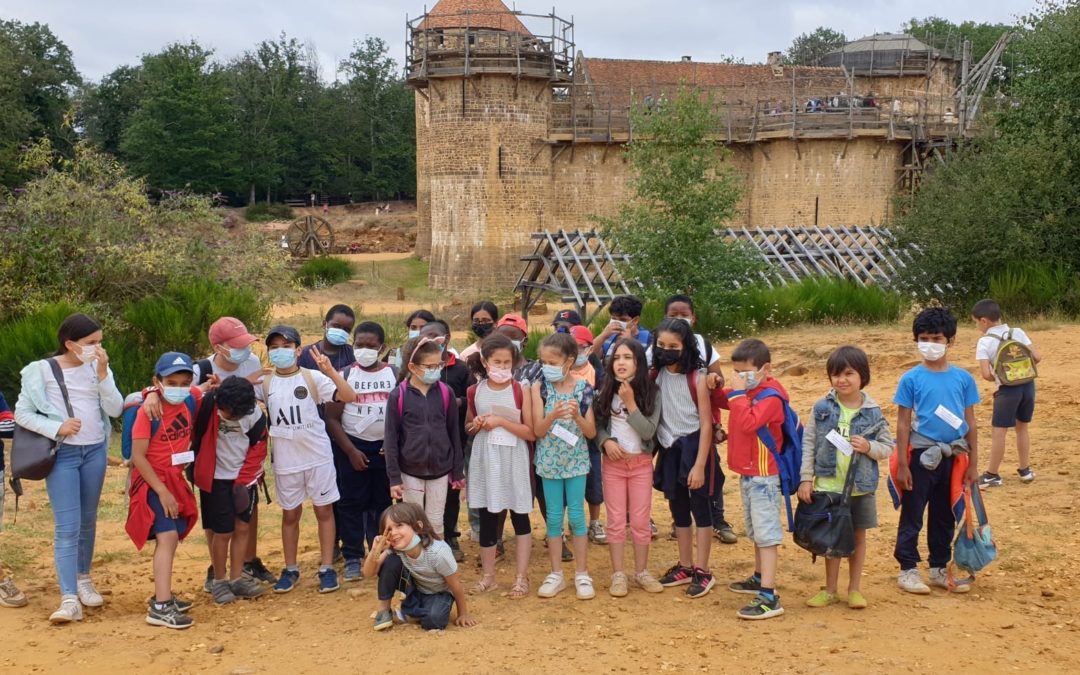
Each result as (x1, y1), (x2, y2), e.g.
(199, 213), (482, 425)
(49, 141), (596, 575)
(1, 317), (1077, 674)
(253, 202), (417, 254)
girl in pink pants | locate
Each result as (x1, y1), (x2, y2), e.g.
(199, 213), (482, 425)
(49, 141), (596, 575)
(593, 339), (664, 597)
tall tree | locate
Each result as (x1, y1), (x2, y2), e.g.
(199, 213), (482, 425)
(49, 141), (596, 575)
(80, 64), (144, 157)
(785, 27), (847, 65)
(120, 42), (239, 193)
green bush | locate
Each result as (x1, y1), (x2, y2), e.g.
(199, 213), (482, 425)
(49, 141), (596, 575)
(521, 327), (553, 362)
(295, 256), (353, 289)
(0, 303), (86, 403)
(988, 262), (1080, 318)
(244, 202), (295, 222)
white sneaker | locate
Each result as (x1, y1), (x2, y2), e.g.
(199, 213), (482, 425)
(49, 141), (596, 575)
(49, 596), (83, 624)
(537, 573), (566, 598)
(574, 573), (595, 600)
(897, 569), (931, 595)
(77, 577), (104, 608)
(929, 567), (971, 593)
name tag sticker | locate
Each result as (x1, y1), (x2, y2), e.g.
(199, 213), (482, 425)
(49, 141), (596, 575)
(171, 450), (195, 466)
(490, 427), (517, 447)
(826, 429), (854, 457)
(934, 405), (964, 430)
(269, 425), (294, 440)
(551, 424), (580, 447)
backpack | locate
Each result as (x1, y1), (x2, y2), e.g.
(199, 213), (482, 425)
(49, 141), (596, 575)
(650, 369), (726, 424)
(466, 380), (524, 417)
(988, 330), (1037, 386)
(194, 358), (214, 386)
(396, 380), (451, 418)
(752, 388), (804, 531)
(120, 391), (198, 461)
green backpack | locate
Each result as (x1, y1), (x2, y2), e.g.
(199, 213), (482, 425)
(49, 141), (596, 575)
(989, 330), (1037, 386)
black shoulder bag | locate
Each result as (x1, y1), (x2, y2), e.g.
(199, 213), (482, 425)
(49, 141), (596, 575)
(9, 360), (75, 517)
(793, 454), (859, 562)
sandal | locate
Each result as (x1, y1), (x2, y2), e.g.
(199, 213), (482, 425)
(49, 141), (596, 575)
(469, 576), (499, 595)
(509, 575), (529, 599)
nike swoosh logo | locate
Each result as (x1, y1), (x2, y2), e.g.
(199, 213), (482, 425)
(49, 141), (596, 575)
(320, 490), (330, 496)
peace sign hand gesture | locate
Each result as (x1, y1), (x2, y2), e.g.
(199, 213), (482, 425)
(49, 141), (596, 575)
(311, 346), (334, 375)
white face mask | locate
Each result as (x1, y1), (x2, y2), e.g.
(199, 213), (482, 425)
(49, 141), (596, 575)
(917, 341), (947, 361)
(74, 344), (96, 364)
(355, 348), (380, 368)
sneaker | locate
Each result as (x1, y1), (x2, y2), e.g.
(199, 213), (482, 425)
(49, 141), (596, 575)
(712, 521), (738, 545)
(609, 572), (628, 597)
(202, 564), (214, 593)
(897, 568), (931, 595)
(211, 579), (237, 605)
(806, 590), (841, 607)
(344, 559), (362, 582)
(632, 571), (664, 594)
(448, 537), (465, 563)
(273, 568), (300, 594)
(146, 600), (194, 629)
(574, 573), (595, 600)
(978, 472), (1003, 488)
(373, 608), (393, 632)
(686, 568), (715, 599)
(659, 564), (694, 587)
(49, 596), (83, 624)
(0, 577), (28, 608)
(728, 574), (763, 595)
(737, 593), (785, 620)
(1018, 467), (1036, 483)
(847, 589), (868, 609)
(244, 557), (277, 585)
(929, 566), (971, 593)
(588, 520), (608, 545)
(76, 576), (104, 608)
(229, 576), (266, 599)
(649, 519), (658, 540)
(318, 568), (340, 594)
(537, 573), (566, 598)
(144, 595), (193, 613)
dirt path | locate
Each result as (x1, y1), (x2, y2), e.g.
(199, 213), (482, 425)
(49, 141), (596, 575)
(1, 322), (1077, 673)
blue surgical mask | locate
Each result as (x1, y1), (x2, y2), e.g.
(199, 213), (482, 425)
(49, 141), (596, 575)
(269, 347), (297, 369)
(543, 364), (567, 383)
(390, 351), (402, 369)
(399, 534), (422, 552)
(325, 327), (350, 346)
(574, 353), (589, 367)
(408, 329), (421, 339)
(162, 386), (189, 405)
(227, 345), (252, 364)
(419, 367), (443, 384)
(743, 369), (763, 389)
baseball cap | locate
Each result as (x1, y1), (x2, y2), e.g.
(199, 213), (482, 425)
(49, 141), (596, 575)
(265, 324), (302, 347)
(155, 352), (194, 377)
(496, 313), (528, 333)
(208, 317), (257, 349)
(552, 309), (582, 326)
(570, 325), (594, 346)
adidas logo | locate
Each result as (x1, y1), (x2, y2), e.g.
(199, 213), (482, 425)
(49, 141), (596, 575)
(169, 416), (189, 433)
(172, 356), (187, 365)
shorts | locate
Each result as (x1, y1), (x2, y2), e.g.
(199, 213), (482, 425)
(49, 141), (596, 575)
(992, 381), (1036, 428)
(739, 475), (783, 547)
(848, 493), (878, 530)
(200, 479), (257, 534)
(147, 490), (191, 538)
(275, 463), (340, 511)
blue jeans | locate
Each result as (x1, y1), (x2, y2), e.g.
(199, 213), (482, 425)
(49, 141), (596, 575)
(542, 475), (587, 538)
(739, 475), (783, 547)
(377, 553), (455, 630)
(45, 441), (108, 596)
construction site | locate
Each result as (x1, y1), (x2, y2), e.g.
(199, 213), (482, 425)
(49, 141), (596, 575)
(406, 0), (1008, 291)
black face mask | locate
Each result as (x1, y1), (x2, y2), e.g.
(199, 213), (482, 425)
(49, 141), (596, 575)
(472, 321), (494, 338)
(653, 348), (681, 368)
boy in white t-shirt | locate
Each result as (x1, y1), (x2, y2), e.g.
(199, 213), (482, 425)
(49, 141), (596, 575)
(263, 325), (356, 595)
(972, 299), (1043, 487)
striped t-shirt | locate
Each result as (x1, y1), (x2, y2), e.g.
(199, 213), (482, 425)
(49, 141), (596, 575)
(398, 539), (458, 594)
(656, 368), (705, 447)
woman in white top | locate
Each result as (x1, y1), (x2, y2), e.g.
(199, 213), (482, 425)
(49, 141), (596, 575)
(15, 314), (122, 624)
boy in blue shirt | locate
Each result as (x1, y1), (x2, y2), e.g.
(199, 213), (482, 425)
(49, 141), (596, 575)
(591, 295), (651, 359)
(893, 307), (980, 594)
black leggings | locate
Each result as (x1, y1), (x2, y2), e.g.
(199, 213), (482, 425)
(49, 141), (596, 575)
(669, 486), (713, 529)
(478, 508), (531, 548)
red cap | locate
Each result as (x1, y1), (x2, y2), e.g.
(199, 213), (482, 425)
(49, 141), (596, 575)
(570, 325), (594, 346)
(208, 317), (257, 349)
(496, 313), (528, 333)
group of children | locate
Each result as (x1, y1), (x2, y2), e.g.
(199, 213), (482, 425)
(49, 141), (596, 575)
(0, 295), (1039, 631)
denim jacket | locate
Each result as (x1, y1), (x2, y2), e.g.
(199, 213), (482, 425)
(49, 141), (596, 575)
(14, 358), (123, 441)
(799, 390), (894, 494)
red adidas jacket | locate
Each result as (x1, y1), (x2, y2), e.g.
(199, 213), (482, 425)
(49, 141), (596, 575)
(722, 377), (788, 477)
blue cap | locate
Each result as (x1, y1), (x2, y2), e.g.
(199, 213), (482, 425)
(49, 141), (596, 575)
(155, 351), (194, 377)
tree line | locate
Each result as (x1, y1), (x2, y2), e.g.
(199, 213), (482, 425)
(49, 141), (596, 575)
(0, 22), (415, 203)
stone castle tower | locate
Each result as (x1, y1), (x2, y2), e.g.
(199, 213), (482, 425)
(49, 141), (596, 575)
(407, 0), (572, 289)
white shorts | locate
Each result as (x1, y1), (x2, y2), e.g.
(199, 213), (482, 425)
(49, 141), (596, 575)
(275, 463), (339, 511)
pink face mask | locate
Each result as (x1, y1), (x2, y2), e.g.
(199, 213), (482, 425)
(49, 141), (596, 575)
(487, 365), (513, 384)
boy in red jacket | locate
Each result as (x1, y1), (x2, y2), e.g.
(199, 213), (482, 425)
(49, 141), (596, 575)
(721, 339), (787, 620)
(127, 352), (203, 630)
(191, 376), (268, 604)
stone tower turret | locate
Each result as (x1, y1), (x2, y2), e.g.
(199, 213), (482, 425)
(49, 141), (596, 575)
(407, 1), (573, 289)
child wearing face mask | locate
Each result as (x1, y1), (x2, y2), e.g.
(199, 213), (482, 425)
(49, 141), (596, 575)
(299, 304), (357, 372)
(386, 309), (436, 370)
(325, 321), (396, 582)
(193, 317), (265, 386)
(262, 325), (356, 595)
(891, 307), (980, 596)
(530, 333), (597, 600)
(384, 337), (464, 540)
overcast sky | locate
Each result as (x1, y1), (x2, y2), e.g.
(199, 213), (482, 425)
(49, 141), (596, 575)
(2, 0), (1035, 82)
